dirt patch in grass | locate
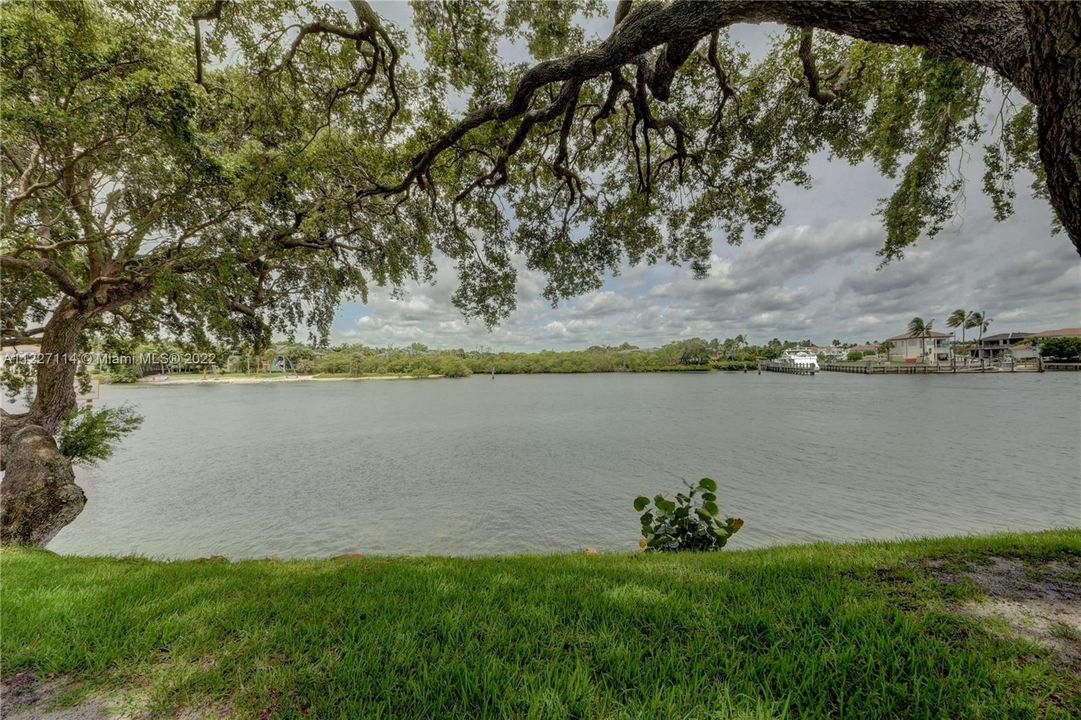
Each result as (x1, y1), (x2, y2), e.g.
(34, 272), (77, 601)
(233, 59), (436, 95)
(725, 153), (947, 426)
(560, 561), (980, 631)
(0, 672), (230, 720)
(930, 556), (1081, 666)
(1, 672), (114, 720)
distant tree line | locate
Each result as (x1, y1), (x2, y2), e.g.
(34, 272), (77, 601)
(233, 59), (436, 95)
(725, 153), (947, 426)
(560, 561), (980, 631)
(93, 336), (872, 382)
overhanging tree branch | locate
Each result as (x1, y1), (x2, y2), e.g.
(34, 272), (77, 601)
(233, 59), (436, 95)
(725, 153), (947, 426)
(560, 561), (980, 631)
(366, 1), (1030, 196)
(1, 256), (86, 299)
(359, 0), (1080, 253)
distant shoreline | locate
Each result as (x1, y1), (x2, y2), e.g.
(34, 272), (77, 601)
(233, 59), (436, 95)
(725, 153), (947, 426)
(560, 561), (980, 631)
(127, 373), (445, 386)
(107, 363), (1077, 387)
(110, 366), (717, 386)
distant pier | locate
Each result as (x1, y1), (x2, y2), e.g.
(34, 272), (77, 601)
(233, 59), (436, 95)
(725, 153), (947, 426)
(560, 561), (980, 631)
(821, 362), (934, 374)
(819, 362), (1063, 374)
(756, 359), (1077, 376)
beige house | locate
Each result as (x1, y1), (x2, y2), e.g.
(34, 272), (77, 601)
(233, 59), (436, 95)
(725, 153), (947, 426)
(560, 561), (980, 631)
(1007, 327), (1081, 361)
(884, 329), (953, 365)
(949, 327), (1081, 364)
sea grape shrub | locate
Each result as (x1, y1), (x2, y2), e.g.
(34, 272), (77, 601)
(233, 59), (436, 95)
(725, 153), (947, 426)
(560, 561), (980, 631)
(634, 478), (743, 552)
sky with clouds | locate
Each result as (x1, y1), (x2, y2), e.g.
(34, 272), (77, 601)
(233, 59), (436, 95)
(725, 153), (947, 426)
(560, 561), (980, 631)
(327, 3), (1080, 350)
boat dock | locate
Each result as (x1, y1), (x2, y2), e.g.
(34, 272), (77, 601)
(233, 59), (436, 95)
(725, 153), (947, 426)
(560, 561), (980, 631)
(758, 360), (816, 375)
(821, 363), (935, 374)
(819, 362), (1065, 374)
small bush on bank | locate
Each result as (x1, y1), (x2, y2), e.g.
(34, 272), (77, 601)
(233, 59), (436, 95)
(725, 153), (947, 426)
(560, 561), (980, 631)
(57, 404), (143, 464)
(710, 360), (752, 371)
(102, 364), (143, 383)
(435, 358), (472, 377)
(634, 478), (743, 551)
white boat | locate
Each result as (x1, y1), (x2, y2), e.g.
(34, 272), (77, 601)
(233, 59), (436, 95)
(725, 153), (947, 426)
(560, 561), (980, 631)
(775, 348), (820, 371)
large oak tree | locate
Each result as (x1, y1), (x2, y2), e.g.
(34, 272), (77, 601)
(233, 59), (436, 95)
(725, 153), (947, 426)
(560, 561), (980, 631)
(2, 0), (1078, 542)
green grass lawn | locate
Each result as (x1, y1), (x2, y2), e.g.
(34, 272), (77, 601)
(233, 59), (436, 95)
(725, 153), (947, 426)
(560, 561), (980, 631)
(2, 530), (1079, 719)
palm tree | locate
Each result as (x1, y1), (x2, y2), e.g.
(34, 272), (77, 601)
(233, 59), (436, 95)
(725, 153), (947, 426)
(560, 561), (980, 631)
(947, 308), (968, 342)
(908, 317), (935, 362)
(964, 311), (981, 337)
(967, 311), (992, 342)
(880, 340), (895, 362)
(946, 309), (967, 363)
(965, 311), (993, 363)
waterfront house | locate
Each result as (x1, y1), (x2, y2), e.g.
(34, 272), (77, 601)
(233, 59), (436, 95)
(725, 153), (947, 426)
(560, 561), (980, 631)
(810, 345), (846, 360)
(884, 329), (953, 365)
(258, 354), (295, 373)
(969, 332), (1033, 361)
(1007, 328), (1081, 362)
(1009, 342), (1040, 361)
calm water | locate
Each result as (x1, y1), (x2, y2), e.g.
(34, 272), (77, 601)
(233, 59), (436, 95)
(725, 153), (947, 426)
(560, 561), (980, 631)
(45, 372), (1081, 559)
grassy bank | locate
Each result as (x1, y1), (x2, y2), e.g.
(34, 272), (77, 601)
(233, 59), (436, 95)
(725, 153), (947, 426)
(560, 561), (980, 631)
(2, 531), (1079, 719)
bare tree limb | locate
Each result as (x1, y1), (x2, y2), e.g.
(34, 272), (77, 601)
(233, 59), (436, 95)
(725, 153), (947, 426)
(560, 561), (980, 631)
(192, 1), (226, 86)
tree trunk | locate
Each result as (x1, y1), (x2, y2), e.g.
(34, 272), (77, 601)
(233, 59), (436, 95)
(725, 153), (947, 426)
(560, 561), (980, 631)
(1, 299), (88, 467)
(30, 299), (88, 431)
(1022, 2), (1081, 254)
(1, 300), (90, 545)
(0, 425), (85, 546)
(2, 300), (88, 436)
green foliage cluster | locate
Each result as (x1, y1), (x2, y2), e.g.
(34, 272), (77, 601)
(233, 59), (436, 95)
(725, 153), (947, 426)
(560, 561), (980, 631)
(0, 358), (34, 402)
(1039, 337), (1081, 361)
(464, 338), (800, 374)
(465, 348), (669, 374)
(315, 342), (692, 376)
(0, 0), (436, 365)
(94, 339), (223, 382)
(709, 360), (754, 371)
(57, 404), (143, 465)
(846, 350), (864, 362)
(313, 346), (471, 378)
(634, 478), (744, 552)
(102, 364), (143, 384)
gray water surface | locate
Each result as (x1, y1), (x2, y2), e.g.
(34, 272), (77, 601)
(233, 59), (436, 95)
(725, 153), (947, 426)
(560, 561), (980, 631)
(46, 372), (1081, 559)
